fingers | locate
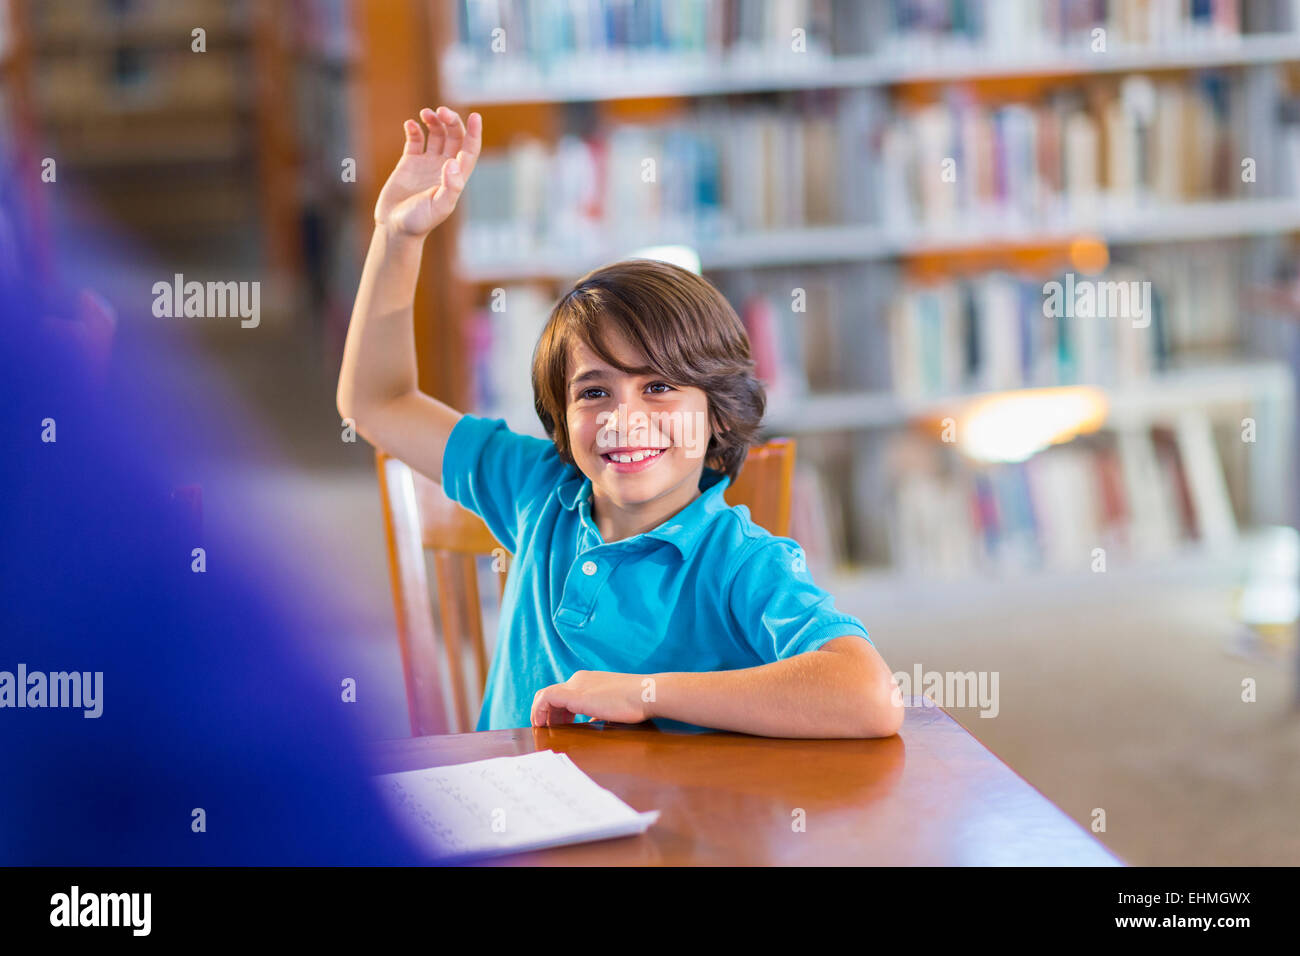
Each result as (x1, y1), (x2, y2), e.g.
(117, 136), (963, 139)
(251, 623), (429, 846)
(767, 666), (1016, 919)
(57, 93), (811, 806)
(402, 118), (424, 156)
(455, 111), (483, 179)
(531, 688), (549, 727)
(545, 705), (576, 727)
(404, 108), (482, 173)
(532, 686), (578, 727)
(436, 106), (463, 160)
(419, 106), (445, 157)
(425, 155), (466, 223)
(440, 155), (464, 192)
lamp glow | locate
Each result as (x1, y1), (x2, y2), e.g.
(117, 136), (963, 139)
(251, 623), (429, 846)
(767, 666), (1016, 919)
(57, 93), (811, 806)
(958, 386), (1109, 463)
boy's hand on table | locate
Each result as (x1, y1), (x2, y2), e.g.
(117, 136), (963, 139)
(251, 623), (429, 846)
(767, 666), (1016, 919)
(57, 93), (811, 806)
(531, 671), (653, 727)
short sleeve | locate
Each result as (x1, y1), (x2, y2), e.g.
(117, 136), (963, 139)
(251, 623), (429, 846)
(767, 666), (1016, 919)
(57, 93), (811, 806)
(727, 537), (872, 661)
(440, 414), (568, 554)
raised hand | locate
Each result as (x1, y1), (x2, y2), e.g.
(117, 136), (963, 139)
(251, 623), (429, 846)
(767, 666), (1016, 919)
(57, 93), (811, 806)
(375, 106), (482, 238)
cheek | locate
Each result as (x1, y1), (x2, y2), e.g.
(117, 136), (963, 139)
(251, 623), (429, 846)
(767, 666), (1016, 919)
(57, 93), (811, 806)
(566, 408), (599, 451)
(674, 392), (711, 436)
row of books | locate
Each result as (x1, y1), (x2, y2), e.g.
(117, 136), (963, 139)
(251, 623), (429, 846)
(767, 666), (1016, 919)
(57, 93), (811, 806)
(450, 0), (836, 84)
(468, 284), (555, 435)
(887, 268), (1172, 398)
(732, 270), (876, 401)
(712, 240), (1245, 400)
(846, 0), (1293, 52)
(880, 74), (1244, 229)
(459, 108), (749, 262)
(885, 416), (1240, 576)
(1127, 243), (1244, 352)
(447, 0), (1299, 85)
(459, 69), (1292, 263)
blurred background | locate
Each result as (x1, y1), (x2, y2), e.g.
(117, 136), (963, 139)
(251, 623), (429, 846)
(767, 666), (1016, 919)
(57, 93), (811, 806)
(3, 0), (1299, 865)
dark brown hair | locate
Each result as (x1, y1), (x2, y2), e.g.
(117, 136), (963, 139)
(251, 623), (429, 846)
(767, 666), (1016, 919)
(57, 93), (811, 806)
(531, 258), (765, 482)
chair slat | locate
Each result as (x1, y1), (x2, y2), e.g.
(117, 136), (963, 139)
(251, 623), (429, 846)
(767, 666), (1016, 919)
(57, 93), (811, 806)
(432, 550), (477, 735)
(376, 454), (455, 736)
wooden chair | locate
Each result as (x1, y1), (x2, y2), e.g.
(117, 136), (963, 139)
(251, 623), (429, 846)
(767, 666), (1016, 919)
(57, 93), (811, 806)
(376, 438), (797, 736)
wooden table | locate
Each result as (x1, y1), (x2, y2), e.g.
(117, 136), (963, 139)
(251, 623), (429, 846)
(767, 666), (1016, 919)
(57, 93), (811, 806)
(367, 699), (1123, 865)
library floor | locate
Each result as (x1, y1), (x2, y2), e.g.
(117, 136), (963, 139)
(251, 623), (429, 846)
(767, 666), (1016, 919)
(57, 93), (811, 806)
(205, 327), (1300, 867)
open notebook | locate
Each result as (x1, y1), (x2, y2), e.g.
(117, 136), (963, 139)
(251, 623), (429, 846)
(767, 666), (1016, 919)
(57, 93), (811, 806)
(374, 750), (660, 861)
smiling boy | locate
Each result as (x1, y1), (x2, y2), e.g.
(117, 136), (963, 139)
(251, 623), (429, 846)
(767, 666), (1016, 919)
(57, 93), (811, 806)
(338, 106), (902, 738)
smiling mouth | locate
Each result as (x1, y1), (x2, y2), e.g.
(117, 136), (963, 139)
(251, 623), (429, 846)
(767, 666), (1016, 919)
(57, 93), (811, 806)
(600, 447), (668, 464)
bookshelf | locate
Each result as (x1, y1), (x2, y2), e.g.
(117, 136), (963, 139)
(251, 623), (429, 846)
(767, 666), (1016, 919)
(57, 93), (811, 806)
(445, 31), (1300, 104)
(459, 196), (1300, 281)
(762, 360), (1293, 434)
(2, 0), (365, 330)
(380, 3), (1300, 587)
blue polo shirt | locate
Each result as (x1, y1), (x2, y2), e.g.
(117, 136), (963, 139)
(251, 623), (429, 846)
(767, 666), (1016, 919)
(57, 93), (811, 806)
(441, 413), (872, 731)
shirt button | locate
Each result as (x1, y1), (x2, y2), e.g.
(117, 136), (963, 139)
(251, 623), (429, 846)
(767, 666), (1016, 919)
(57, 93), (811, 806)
(581, 560), (598, 576)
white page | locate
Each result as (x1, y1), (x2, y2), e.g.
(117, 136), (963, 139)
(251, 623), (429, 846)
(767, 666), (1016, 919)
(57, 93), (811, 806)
(374, 750), (659, 861)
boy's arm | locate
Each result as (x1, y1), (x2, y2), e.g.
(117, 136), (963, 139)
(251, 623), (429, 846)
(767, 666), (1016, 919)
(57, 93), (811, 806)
(336, 106), (482, 484)
(646, 637), (902, 737)
(531, 637), (903, 738)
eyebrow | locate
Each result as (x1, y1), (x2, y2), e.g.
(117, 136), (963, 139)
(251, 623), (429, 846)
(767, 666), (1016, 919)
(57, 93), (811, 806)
(569, 364), (661, 389)
(569, 368), (608, 388)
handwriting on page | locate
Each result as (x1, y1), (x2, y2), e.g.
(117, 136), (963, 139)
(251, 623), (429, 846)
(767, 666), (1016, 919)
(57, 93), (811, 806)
(374, 750), (658, 859)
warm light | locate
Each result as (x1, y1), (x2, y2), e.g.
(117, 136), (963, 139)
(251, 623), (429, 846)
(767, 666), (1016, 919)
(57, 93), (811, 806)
(629, 245), (702, 275)
(958, 386), (1109, 463)
(1068, 236), (1109, 275)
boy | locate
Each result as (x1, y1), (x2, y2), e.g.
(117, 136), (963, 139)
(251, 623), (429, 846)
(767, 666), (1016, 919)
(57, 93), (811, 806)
(338, 106), (902, 738)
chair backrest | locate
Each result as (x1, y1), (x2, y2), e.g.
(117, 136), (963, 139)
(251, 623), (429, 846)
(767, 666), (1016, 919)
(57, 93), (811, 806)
(376, 437), (797, 736)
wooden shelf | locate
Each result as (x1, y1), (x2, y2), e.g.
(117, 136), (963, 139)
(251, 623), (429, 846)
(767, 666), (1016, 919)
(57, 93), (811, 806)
(459, 198), (1300, 281)
(759, 361), (1294, 434)
(445, 32), (1300, 105)
(32, 27), (253, 53)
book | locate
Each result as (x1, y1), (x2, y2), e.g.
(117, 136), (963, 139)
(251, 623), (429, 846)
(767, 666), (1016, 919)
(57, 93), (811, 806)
(1173, 409), (1240, 545)
(374, 750), (660, 862)
(788, 462), (845, 577)
(882, 414), (1240, 575)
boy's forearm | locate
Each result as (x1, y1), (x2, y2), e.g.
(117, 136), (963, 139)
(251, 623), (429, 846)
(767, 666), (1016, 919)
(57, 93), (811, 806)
(336, 224), (427, 418)
(647, 644), (901, 738)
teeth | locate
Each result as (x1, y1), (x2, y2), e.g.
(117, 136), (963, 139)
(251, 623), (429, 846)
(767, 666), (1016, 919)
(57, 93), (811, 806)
(608, 448), (663, 463)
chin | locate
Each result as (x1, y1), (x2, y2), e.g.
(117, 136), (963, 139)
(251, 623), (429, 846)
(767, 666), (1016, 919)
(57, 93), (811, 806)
(602, 475), (674, 504)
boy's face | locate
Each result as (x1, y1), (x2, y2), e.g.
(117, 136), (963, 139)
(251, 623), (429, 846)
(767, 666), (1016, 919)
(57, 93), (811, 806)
(564, 327), (713, 514)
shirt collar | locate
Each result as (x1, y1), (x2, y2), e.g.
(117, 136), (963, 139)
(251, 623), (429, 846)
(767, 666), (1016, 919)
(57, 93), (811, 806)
(557, 467), (733, 558)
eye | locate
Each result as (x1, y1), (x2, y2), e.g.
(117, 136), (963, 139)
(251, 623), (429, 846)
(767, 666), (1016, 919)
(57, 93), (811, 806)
(646, 381), (675, 394)
(578, 386), (608, 400)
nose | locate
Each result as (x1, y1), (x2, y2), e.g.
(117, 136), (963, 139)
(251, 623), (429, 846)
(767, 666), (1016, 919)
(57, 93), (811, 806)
(603, 394), (654, 445)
